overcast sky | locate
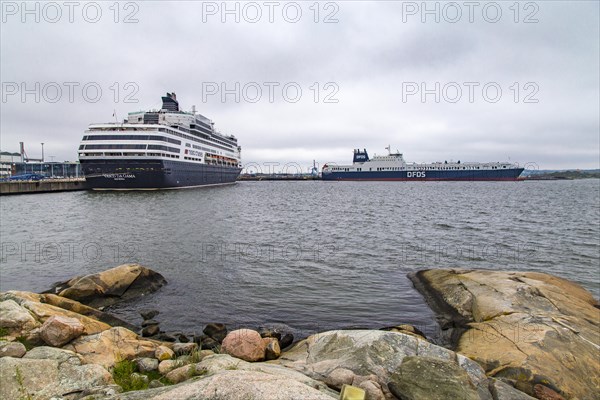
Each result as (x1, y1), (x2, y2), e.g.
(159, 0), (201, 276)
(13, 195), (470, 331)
(1, 1), (598, 171)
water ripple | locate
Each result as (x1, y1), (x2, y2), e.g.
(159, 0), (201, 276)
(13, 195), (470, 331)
(1, 180), (598, 340)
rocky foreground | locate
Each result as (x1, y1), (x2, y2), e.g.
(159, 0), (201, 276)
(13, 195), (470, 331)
(0, 264), (598, 400)
(410, 269), (600, 399)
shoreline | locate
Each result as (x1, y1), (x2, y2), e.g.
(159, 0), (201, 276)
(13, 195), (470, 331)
(1, 265), (598, 399)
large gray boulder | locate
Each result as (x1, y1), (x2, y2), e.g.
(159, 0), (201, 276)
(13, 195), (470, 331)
(0, 299), (39, 336)
(0, 356), (113, 400)
(101, 354), (338, 400)
(23, 346), (83, 365)
(275, 329), (519, 400)
(388, 356), (479, 400)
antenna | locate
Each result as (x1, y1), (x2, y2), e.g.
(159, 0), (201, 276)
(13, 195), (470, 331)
(192, 105), (196, 114)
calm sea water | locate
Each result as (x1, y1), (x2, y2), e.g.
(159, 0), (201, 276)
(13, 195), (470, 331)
(1, 180), (599, 340)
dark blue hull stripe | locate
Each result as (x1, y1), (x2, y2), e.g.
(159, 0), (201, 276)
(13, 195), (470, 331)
(322, 168), (524, 181)
(81, 159), (242, 189)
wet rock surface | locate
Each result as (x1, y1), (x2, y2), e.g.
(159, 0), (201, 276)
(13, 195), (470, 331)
(45, 263), (167, 308)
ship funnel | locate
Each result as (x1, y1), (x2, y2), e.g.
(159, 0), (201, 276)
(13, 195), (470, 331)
(161, 92), (180, 112)
(353, 149), (369, 163)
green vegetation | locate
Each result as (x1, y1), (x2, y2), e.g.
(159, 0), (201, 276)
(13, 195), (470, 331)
(15, 336), (34, 351)
(0, 327), (9, 338)
(112, 359), (148, 392)
(112, 359), (174, 391)
(187, 363), (207, 379)
(225, 361), (241, 370)
(189, 350), (203, 363)
(15, 367), (33, 400)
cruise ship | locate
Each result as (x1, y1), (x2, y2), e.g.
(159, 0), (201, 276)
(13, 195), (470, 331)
(322, 147), (524, 181)
(78, 93), (242, 189)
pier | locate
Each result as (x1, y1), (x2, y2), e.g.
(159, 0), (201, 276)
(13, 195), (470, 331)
(0, 178), (88, 195)
(238, 174), (320, 181)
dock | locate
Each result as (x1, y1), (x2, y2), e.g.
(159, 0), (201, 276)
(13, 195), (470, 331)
(0, 178), (88, 195)
(238, 174), (320, 181)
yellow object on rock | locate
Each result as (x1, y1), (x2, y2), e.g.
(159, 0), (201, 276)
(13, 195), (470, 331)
(339, 384), (366, 400)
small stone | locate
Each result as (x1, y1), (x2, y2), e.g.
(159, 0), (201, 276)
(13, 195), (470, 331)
(156, 333), (178, 342)
(203, 323), (227, 343)
(135, 357), (159, 372)
(142, 325), (160, 337)
(176, 333), (190, 343)
(148, 379), (165, 388)
(79, 384), (123, 397)
(357, 380), (385, 400)
(130, 372), (149, 385)
(177, 355), (191, 363)
(141, 319), (159, 327)
(165, 364), (202, 384)
(0, 341), (26, 358)
(155, 345), (175, 361)
(140, 309), (159, 320)
(325, 368), (356, 390)
(200, 337), (220, 351)
(197, 349), (216, 360)
(193, 334), (207, 344)
(158, 359), (180, 374)
(533, 384), (566, 400)
(489, 379), (537, 400)
(279, 333), (294, 349)
(258, 327), (282, 341)
(173, 342), (198, 355)
(221, 329), (266, 362)
(40, 315), (85, 347)
(262, 337), (281, 360)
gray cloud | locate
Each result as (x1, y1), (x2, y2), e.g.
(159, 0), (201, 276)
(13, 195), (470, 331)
(1, 1), (598, 170)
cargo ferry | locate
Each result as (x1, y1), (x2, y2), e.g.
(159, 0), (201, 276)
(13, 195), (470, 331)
(78, 93), (242, 189)
(322, 147), (523, 181)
